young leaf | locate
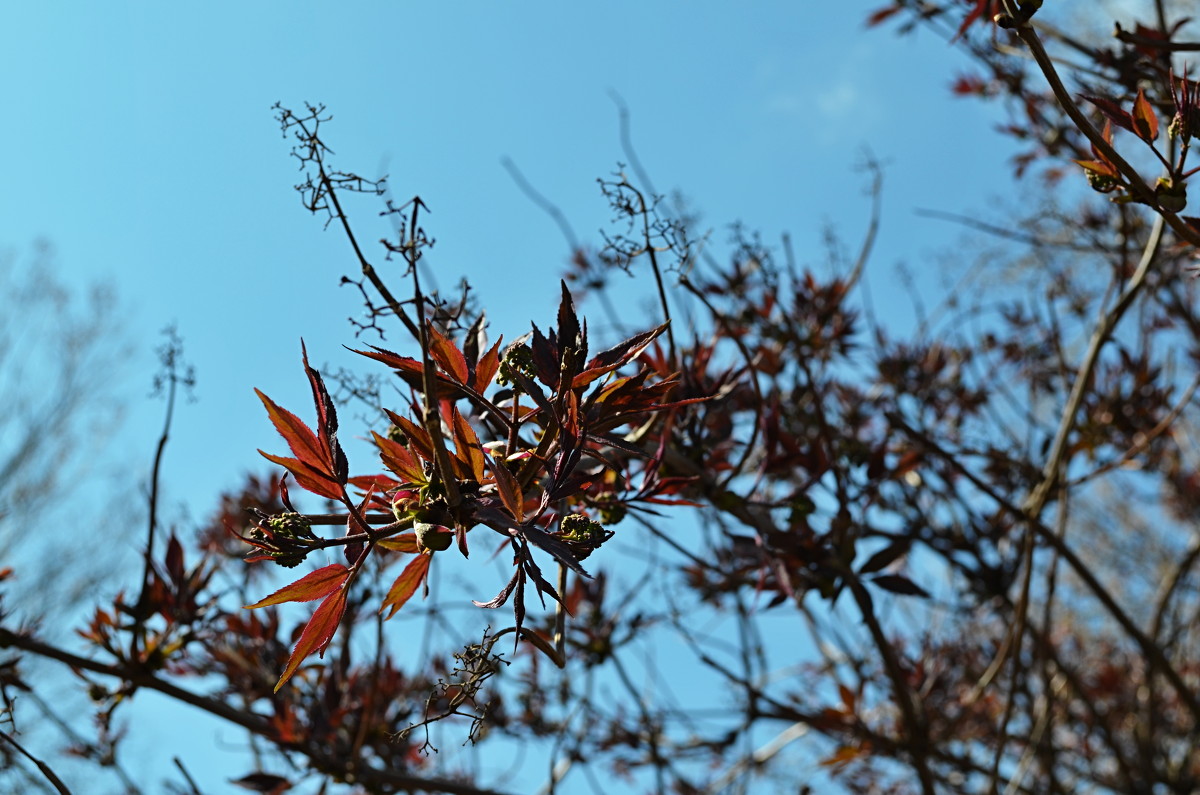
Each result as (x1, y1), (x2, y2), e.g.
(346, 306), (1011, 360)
(573, 322), (669, 388)
(301, 341), (348, 485)
(428, 326), (470, 385)
(383, 410), (435, 463)
(371, 431), (427, 484)
(1132, 88), (1160, 142)
(377, 532), (419, 553)
(451, 407), (485, 481)
(244, 564), (350, 609)
(490, 455), (525, 522)
(380, 553), (432, 619)
(350, 345), (466, 399)
(258, 451), (344, 500)
(556, 280), (583, 362)
(473, 339), (503, 392)
(1081, 94), (1135, 133)
(255, 389), (331, 476)
(274, 586), (349, 691)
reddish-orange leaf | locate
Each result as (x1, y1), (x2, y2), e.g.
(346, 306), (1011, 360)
(428, 326), (470, 384)
(573, 322), (668, 389)
(258, 451), (343, 500)
(380, 553), (432, 619)
(255, 389), (331, 475)
(274, 587), (349, 691)
(1133, 88), (1160, 142)
(490, 455), (524, 522)
(451, 407), (485, 481)
(820, 744), (868, 768)
(953, 0), (995, 40)
(472, 339), (503, 392)
(377, 532), (419, 553)
(245, 564), (349, 609)
(350, 345), (465, 399)
(371, 431), (428, 484)
(384, 410), (435, 463)
(1072, 159), (1119, 178)
(865, 4), (901, 27)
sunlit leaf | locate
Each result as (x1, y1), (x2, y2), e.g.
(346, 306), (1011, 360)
(255, 389), (331, 475)
(380, 553), (432, 619)
(244, 564), (349, 609)
(371, 431), (427, 484)
(301, 341), (348, 484)
(428, 326), (470, 384)
(473, 339), (503, 392)
(573, 322), (668, 388)
(1082, 94), (1135, 133)
(274, 586), (349, 691)
(1132, 88), (1160, 142)
(490, 455), (524, 522)
(377, 532), (419, 553)
(451, 407), (485, 481)
(258, 451), (343, 500)
(384, 410), (436, 463)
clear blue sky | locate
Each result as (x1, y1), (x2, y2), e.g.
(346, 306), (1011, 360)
(2, 2), (1021, 791)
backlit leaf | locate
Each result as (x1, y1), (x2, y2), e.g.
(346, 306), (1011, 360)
(274, 586), (349, 691)
(573, 322), (668, 388)
(377, 532), (419, 553)
(301, 341), (348, 485)
(380, 553), (432, 619)
(371, 431), (427, 484)
(245, 564), (349, 609)
(255, 389), (330, 475)
(258, 451), (343, 500)
(451, 407), (485, 481)
(1132, 88), (1160, 142)
(491, 455), (524, 522)
(473, 339), (503, 392)
(428, 326), (470, 384)
(1082, 95), (1135, 134)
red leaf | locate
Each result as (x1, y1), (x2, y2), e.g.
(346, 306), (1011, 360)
(451, 407), (485, 481)
(245, 564), (350, 609)
(258, 451), (343, 500)
(165, 533), (184, 584)
(255, 389), (333, 477)
(573, 322), (669, 389)
(301, 341), (348, 485)
(472, 339), (503, 392)
(865, 4), (902, 27)
(953, 0), (997, 41)
(428, 326), (470, 385)
(490, 455), (525, 522)
(350, 345), (465, 399)
(371, 431), (428, 484)
(384, 410), (435, 463)
(1081, 95), (1135, 134)
(1133, 88), (1160, 142)
(380, 553), (432, 619)
(1072, 159), (1118, 178)
(274, 586), (349, 691)
(377, 532), (419, 553)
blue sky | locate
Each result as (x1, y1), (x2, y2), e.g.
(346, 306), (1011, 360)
(1, 2), (1023, 791)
